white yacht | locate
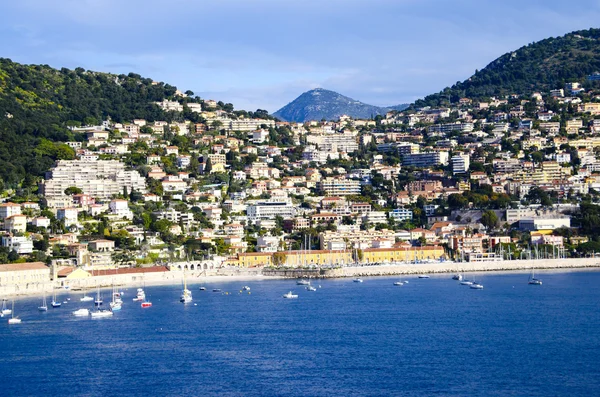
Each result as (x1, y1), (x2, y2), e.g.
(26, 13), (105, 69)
(283, 291), (298, 299)
(393, 281), (404, 286)
(133, 288), (145, 302)
(296, 279), (310, 286)
(90, 309), (113, 318)
(73, 308), (90, 317)
(470, 283), (484, 290)
(242, 286), (251, 291)
(353, 278), (363, 283)
(460, 280), (474, 286)
(418, 275), (430, 279)
(80, 294), (94, 302)
(306, 285), (317, 291)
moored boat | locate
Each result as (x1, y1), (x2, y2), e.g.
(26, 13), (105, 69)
(73, 308), (90, 316)
(283, 291), (298, 299)
(1, 298), (12, 315)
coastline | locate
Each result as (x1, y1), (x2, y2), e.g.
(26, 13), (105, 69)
(2, 257), (600, 299)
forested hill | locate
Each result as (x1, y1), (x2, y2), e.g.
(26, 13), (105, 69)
(414, 28), (600, 108)
(0, 58), (197, 187)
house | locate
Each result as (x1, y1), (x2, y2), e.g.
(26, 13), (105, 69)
(109, 199), (133, 220)
(88, 239), (115, 252)
(57, 207), (79, 227)
(0, 202), (21, 220)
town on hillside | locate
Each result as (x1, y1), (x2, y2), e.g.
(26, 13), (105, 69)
(4, 80), (600, 285)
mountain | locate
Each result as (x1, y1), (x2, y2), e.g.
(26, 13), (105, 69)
(414, 28), (600, 108)
(0, 58), (196, 186)
(273, 88), (408, 122)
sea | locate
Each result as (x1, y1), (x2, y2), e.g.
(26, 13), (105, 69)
(1, 270), (599, 396)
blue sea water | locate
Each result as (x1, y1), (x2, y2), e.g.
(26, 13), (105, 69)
(1, 271), (600, 396)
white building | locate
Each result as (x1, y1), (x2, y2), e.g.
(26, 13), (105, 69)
(451, 154), (470, 175)
(40, 159), (147, 200)
(318, 177), (361, 196)
(109, 199), (133, 220)
(57, 207), (79, 227)
(252, 129), (270, 143)
(389, 208), (413, 221)
(402, 151), (449, 167)
(247, 200), (296, 221)
(256, 236), (281, 252)
(1, 235), (34, 254)
(363, 211), (387, 225)
(0, 203), (21, 220)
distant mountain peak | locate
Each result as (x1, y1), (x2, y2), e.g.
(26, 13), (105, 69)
(273, 88), (408, 122)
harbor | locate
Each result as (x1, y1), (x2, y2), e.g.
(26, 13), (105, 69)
(2, 257), (600, 299)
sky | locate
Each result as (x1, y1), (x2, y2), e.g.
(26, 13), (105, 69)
(1, 0), (600, 112)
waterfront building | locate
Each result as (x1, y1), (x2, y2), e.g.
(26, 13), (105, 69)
(0, 262), (50, 287)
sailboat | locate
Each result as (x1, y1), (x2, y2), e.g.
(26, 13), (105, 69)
(51, 288), (61, 308)
(1, 298), (11, 316)
(110, 284), (122, 311)
(90, 287), (113, 318)
(141, 293), (152, 308)
(38, 292), (48, 312)
(528, 268), (542, 285)
(8, 300), (21, 324)
(470, 273), (484, 289)
(180, 268), (193, 303)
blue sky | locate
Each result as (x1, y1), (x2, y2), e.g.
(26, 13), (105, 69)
(1, 0), (600, 112)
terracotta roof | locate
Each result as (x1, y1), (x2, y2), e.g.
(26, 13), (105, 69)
(0, 262), (48, 272)
(57, 266), (75, 277)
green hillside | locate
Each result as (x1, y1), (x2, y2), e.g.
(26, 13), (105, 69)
(414, 28), (600, 107)
(0, 58), (189, 187)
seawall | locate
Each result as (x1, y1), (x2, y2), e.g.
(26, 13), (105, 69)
(263, 258), (600, 279)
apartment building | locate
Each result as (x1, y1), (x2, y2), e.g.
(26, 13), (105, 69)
(427, 122), (474, 134)
(402, 151), (449, 167)
(306, 133), (359, 153)
(318, 177), (361, 196)
(229, 119), (275, 132)
(451, 154), (470, 175)
(40, 159), (147, 200)
(319, 229), (396, 250)
(389, 208), (413, 221)
(247, 200), (296, 220)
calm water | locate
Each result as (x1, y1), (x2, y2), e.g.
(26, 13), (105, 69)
(1, 271), (600, 396)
